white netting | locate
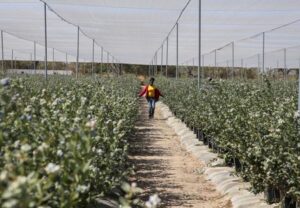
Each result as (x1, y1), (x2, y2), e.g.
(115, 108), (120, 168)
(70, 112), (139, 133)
(0, 0), (300, 67)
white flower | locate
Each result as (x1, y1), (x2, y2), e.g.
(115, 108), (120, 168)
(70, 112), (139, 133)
(37, 143), (49, 152)
(294, 111), (300, 119)
(85, 118), (97, 129)
(57, 149), (63, 157)
(96, 149), (103, 156)
(45, 163), (60, 174)
(21, 144), (31, 152)
(76, 184), (90, 193)
(2, 199), (18, 208)
(278, 118), (284, 125)
(59, 116), (67, 123)
(74, 117), (80, 123)
(51, 98), (61, 106)
(0, 171), (8, 181)
(40, 99), (47, 106)
(145, 194), (161, 208)
(24, 105), (32, 113)
(81, 97), (87, 105)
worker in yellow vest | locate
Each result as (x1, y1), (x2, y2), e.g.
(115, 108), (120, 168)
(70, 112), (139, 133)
(139, 77), (163, 119)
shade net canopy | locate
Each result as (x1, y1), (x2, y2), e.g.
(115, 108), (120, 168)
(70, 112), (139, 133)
(0, 0), (300, 68)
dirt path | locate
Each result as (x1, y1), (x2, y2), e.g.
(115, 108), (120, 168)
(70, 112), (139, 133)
(129, 99), (232, 208)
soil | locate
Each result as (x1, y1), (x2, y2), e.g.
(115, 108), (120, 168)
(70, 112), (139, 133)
(129, 99), (232, 208)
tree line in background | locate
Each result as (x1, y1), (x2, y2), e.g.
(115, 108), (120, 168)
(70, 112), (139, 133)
(1, 60), (299, 80)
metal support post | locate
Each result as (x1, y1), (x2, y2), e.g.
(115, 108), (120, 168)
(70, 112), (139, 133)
(298, 58), (300, 112)
(262, 32), (265, 74)
(101, 47), (103, 75)
(198, 0), (202, 88)
(232, 42), (235, 79)
(52, 48), (55, 71)
(1, 30), (3, 71)
(92, 39), (95, 75)
(11, 50), (13, 69)
(161, 45), (164, 73)
(107, 52), (110, 74)
(44, 3), (48, 79)
(284, 48), (287, 80)
(65, 53), (68, 71)
(258, 54), (260, 74)
(202, 55), (205, 80)
(166, 37), (169, 77)
(176, 23), (179, 80)
(33, 42), (36, 72)
(76, 26), (80, 79)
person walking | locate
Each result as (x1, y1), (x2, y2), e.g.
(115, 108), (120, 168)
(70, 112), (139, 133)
(139, 77), (163, 119)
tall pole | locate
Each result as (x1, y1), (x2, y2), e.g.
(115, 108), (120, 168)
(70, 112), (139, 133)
(176, 22), (179, 80)
(161, 45), (164, 73)
(232, 42), (235, 79)
(166, 37), (169, 77)
(52, 48), (55, 71)
(258, 54), (260, 74)
(284, 48), (287, 80)
(34, 42), (36, 73)
(298, 58), (300, 112)
(202, 55), (205, 80)
(262, 32), (265, 74)
(214, 50), (217, 68)
(92, 39), (95, 76)
(44, 3), (48, 80)
(1, 30), (4, 71)
(101, 47), (103, 75)
(65, 53), (68, 71)
(107, 52), (110, 74)
(76, 26), (80, 79)
(11, 50), (13, 69)
(155, 52), (157, 76)
(30, 53), (32, 70)
(198, 0), (202, 89)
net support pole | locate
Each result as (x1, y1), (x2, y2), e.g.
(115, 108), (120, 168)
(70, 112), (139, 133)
(284, 48), (287, 80)
(65, 53), (68, 72)
(257, 54), (260, 74)
(148, 62), (151, 77)
(101, 47), (103, 75)
(30, 53), (32, 69)
(92, 39), (95, 76)
(202, 55), (205, 80)
(155, 52), (157, 76)
(214, 50), (217, 67)
(166, 37), (169, 77)
(33, 42), (36, 73)
(1, 30), (4, 72)
(161, 45), (164, 73)
(298, 58), (300, 112)
(176, 22), (179, 80)
(11, 50), (13, 69)
(52, 48), (54, 71)
(107, 52), (110, 74)
(76, 26), (80, 79)
(198, 0), (202, 89)
(241, 58), (244, 79)
(232, 42), (235, 79)
(262, 32), (265, 74)
(44, 2), (48, 80)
